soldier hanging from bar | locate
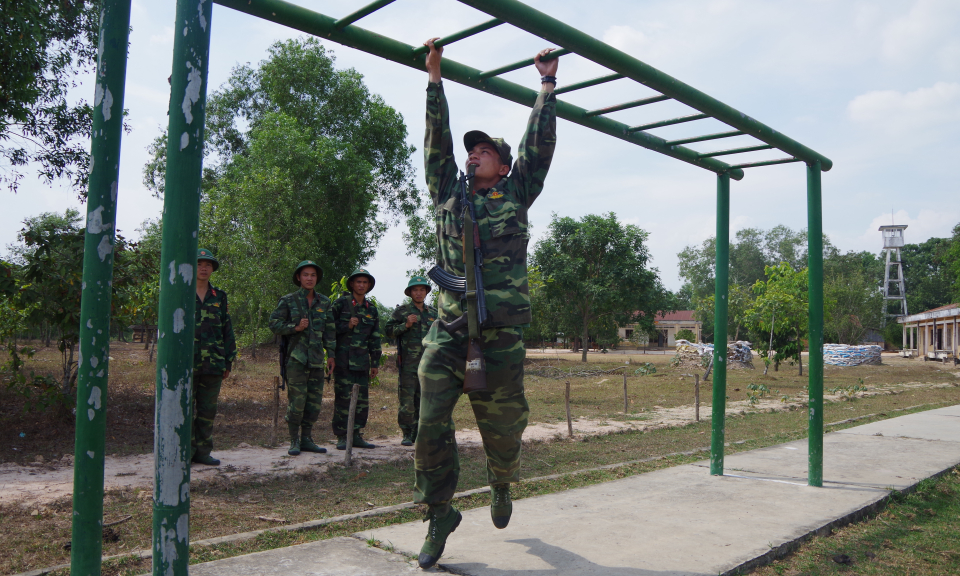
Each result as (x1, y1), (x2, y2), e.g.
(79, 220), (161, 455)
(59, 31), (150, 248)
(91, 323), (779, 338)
(414, 37), (558, 569)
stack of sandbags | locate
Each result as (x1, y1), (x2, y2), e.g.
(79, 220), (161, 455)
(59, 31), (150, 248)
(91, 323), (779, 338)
(823, 344), (882, 366)
(674, 340), (754, 370)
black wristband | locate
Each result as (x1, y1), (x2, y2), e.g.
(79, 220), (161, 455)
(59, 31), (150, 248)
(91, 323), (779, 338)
(541, 75), (557, 85)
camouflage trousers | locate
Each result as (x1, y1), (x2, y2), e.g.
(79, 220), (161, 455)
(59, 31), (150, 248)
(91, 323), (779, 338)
(285, 360), (325, 431)
(191, 373), (223, 458)
(397, 370), (421, 434)
(332, 368), (369, 436)
(414, 323), (528, 508)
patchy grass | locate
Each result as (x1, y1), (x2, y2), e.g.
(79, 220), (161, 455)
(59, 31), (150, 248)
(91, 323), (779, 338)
(2, 343), (959, 574)
(3, 401), (956, 575)
(753, 466), (960, 576)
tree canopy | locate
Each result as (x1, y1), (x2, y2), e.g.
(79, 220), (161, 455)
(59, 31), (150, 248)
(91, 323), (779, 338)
(531, 213), (668, 361)
(143, 38), (423, 348)
(1, 0), (102, 196)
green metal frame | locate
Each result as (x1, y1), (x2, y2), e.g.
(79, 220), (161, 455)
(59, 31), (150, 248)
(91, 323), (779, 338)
(71, 1), (132, 573)
(69, 1), (830, 573)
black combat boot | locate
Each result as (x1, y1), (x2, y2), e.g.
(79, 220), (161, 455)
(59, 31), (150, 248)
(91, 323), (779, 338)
(400, 427), (414, 446)
(192, 453), (220, 466)
(336, 435), (347, 450)
(287, 422), (301, 456)
(418, 505), (462, 569)
(490, 483), (512, 529)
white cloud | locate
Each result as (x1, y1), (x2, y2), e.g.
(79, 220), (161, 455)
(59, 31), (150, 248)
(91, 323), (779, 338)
(881, 0), (960, 68)
(847, 81), (960, 134)
(854, 209), (960, 250)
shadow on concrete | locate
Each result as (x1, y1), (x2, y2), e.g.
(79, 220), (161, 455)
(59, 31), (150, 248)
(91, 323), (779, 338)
(444, 538), (712, 576)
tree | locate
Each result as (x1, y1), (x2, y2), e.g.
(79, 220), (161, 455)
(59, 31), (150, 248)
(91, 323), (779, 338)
(532, 213), (667, 362)
(144, 38), (424, 347)
(743, 263), (808, 374)
(1, 0), (105, 196)
(900, 236), (954, 315)
(823, 250), (883, 344)
(947, 223), (960, 304)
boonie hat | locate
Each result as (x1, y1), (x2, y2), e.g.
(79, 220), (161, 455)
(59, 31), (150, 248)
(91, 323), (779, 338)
(197, 248), (219, 272)
(292, 260), (323, 287)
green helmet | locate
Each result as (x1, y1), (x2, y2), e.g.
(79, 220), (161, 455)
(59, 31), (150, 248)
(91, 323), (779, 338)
(197, 248), (219, 272)
(292, 260), (323, 287)
(347, 267), (375, 293)
(404, 275), (431, 297)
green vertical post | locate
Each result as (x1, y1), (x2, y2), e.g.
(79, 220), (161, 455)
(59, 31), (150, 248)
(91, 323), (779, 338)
(71, 1), (132, 574)
(153, 0), (213, 574)
(710, 171), (730, 475)
(806, 161), (824, 487)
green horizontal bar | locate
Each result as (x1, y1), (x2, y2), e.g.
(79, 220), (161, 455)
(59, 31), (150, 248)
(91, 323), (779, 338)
(334, 0), (395, 29)
(477, 47), (570, 79)
(411, 18), (504, 57)
(628, 113), (708, 133)
(212, 0), (744, 180)
(666, 130), (744, 146)
(459, 0), (832, 171)
(584, 94), (670, 117)
(728, 157), (801, 169)
(699, 144), (774, 158)
(554, 72), (623, 95)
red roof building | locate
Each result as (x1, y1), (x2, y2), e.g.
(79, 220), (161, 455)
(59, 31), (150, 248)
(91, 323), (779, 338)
(619, 310), (702, 347)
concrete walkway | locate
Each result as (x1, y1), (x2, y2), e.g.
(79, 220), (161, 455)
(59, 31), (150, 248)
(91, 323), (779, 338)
(188, 405), (960, 576)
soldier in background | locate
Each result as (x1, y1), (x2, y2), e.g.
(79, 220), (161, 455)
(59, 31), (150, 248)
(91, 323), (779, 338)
(384, 276), (437, 446)
(192, 248), (237, 466)
(268, 261), (335, 456)
(414, 39), (558, 568)
(330, 268), (382, 450)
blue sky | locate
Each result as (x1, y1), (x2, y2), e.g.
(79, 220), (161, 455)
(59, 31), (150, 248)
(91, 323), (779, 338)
(3, 0), (958, 307)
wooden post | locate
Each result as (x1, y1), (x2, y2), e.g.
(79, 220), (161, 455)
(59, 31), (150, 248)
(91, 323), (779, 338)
(344, 383), (360, 466)
(622, 372), (628, 413)
(695, 374), (700, 422)
(565, 380), (573, 438)
(272, 376), (280, 446)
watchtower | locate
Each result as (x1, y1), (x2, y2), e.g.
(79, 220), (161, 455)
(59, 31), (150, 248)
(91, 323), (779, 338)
(880, 224), (908, 324)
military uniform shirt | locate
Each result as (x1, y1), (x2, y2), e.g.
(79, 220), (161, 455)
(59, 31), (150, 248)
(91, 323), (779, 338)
(331, 295), (382, 371)
(194, 284), (237, 375)
(425, 81), (557, 327)
(384, 302), (437, 373)
(268, 288), (335, 368)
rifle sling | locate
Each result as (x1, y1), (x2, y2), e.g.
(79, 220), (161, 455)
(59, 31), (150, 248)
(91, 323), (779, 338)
(462, 167), (481, 341)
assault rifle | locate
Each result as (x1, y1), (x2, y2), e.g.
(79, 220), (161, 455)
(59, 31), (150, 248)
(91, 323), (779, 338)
(427, 165), (487, 392)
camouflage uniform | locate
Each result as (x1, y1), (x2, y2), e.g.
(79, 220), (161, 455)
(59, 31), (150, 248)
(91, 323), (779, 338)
(268, 287), (335, 439)
(192, 283), (237, 460)
(384, 300), (437, 438)
(330, 293), (382, 436)
(415, 81), (556, 508)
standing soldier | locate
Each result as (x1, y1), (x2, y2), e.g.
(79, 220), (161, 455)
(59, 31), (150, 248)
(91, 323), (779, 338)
(384, 276), (437, 446)
(331, 268), (382, 450)
(268, 261), (335, 456)
(414, 39), (558, 568)
(192, 248), (237, 466)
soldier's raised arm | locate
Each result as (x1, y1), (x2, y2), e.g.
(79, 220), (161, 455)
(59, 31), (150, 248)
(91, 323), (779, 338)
(424, 38), (458, 206)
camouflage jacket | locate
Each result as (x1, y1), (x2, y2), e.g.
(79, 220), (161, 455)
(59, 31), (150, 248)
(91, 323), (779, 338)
(425, 81), (557, 327)
(194, 284), (237, 375)
(331, 294), (382, 371)
(384, 301), (437, 373)
(268, 288), (335, 368)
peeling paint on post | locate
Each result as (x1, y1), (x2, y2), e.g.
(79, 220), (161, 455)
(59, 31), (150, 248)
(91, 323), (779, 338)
(153, 1), (213, 574)
(71, 1), (132, 574)
(710, 171), (730, 476)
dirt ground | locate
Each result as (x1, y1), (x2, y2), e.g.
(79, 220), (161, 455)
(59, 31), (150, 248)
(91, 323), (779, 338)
(2, 342), (958, 510)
